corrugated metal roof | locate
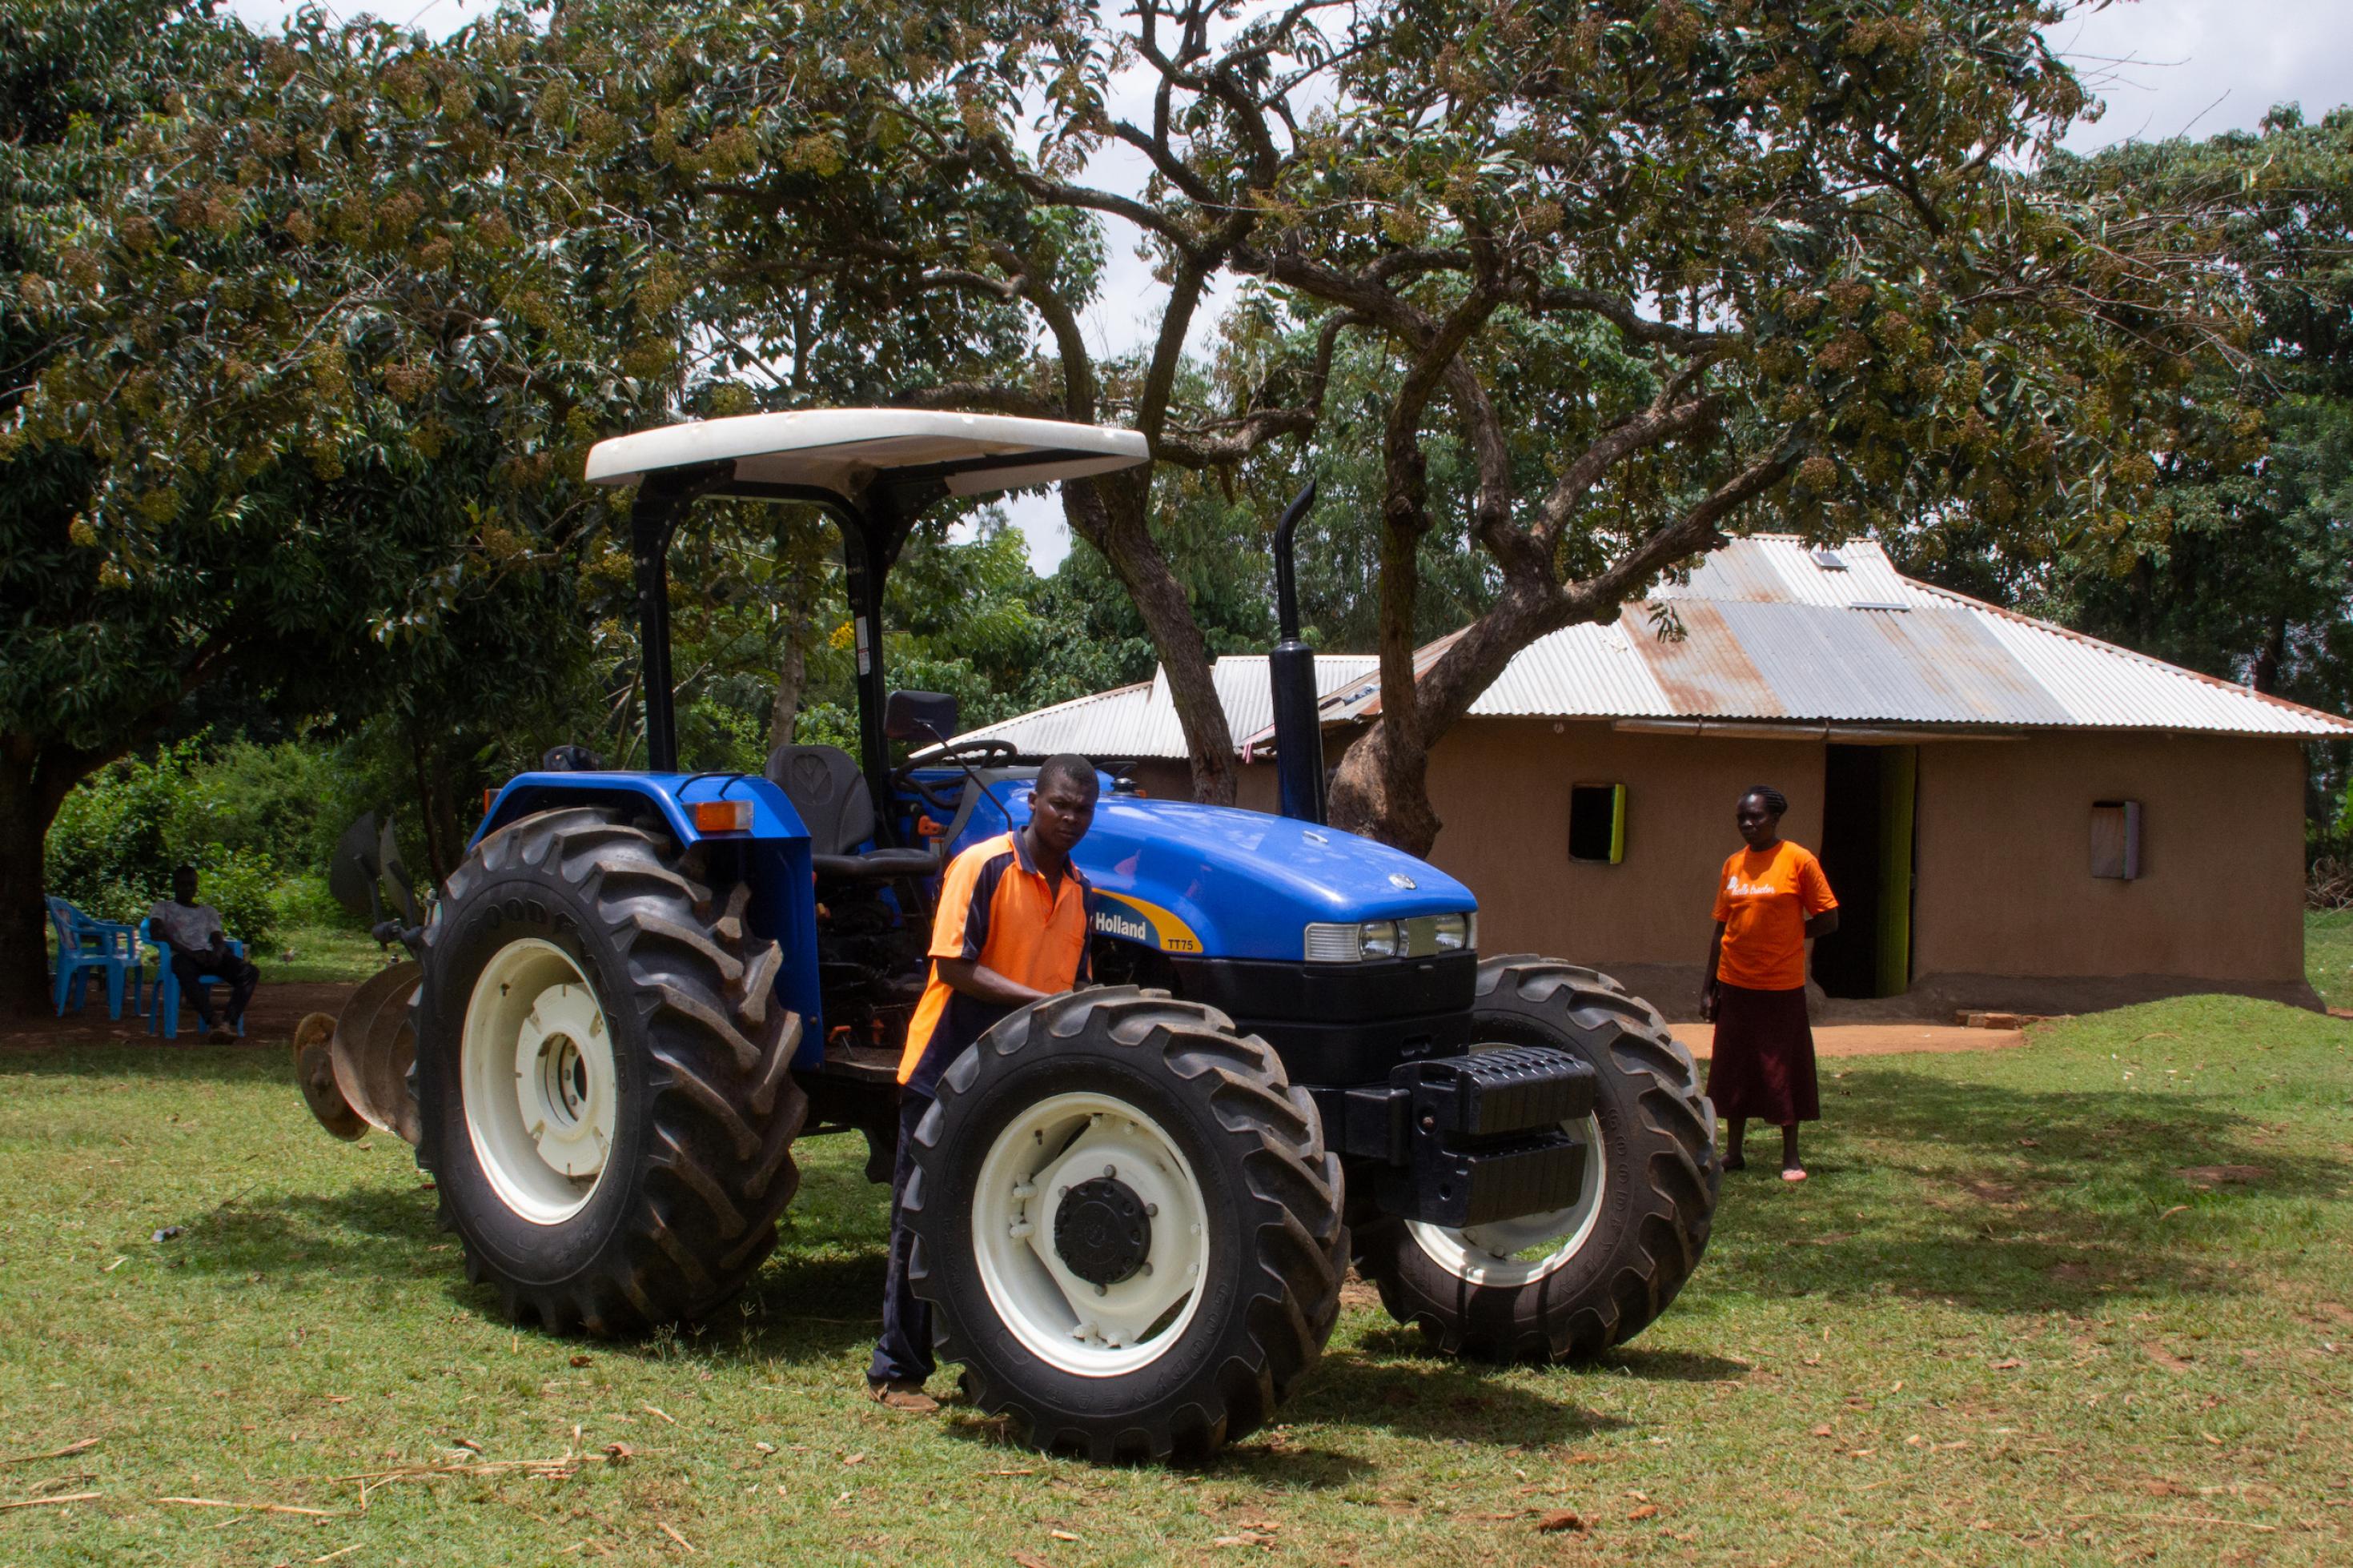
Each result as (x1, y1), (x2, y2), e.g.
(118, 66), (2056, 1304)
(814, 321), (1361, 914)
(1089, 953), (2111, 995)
(964, 535), (2353, 750)
(1660, 535), (1931, 609)
(1468, 620), (1676, 719)
(948, 680), (1158, 758)
(951, 656), (1379, 759)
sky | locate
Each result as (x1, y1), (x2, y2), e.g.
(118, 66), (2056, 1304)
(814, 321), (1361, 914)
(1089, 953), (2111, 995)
(226, 0), (2353, 570)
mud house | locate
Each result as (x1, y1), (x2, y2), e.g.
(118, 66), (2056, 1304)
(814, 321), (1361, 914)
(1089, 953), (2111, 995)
(959, 538), (2353, 1014)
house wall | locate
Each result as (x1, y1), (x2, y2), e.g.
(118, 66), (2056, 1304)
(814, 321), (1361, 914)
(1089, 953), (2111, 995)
(1127, 758), (1282, 813)
(1910, 732), (2307, 985)
(1130, 721), (2315, 1010)
(1419, 720), (1827, 968)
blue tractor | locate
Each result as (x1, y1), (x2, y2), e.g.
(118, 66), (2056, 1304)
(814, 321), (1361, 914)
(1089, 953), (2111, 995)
(299, 409), (1721, 1462)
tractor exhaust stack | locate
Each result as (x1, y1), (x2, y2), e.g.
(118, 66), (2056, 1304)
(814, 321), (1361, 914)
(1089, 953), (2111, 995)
(1268, 482), (1325, 824)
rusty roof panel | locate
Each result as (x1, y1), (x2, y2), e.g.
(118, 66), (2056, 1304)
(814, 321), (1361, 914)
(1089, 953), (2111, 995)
(1628, 600), (1789, 717)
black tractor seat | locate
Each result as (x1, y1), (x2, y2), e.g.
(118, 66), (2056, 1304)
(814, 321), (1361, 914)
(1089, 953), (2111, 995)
(765, 744), (939, 880)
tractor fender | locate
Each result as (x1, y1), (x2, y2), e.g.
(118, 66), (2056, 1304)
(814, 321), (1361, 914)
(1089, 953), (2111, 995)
(473, 771), (812, 850)
(468, 773), (825, 1063)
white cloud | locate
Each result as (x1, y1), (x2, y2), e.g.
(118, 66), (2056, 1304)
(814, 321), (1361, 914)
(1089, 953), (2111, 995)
(2056, 0), (2353, 150)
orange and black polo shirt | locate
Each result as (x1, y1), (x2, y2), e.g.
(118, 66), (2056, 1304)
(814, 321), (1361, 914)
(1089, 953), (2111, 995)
(897, 830), (1092, 1092)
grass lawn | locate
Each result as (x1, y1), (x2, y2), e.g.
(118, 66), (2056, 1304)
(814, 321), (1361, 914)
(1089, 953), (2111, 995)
(269, 923), (402, 986)
(1, 997), (2347, 1566)
(2310, 907), (2353, 1010)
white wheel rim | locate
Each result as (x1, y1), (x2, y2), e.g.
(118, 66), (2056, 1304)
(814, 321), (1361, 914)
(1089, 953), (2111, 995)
(1406, 1112), (1608, 1288)
(460, 939), (618, 1225)
(970, 1091), (1211, 1378)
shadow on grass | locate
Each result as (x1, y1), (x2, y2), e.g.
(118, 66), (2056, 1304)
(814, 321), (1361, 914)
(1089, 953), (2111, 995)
(1701, 1065), (2353, 1314)
(924, 1346), (1618, 1472)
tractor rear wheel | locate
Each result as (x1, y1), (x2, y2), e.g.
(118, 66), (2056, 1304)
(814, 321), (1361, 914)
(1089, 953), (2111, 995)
(1355, 956), (1719, 1361)
(415, 804), (805, 1335)
(906, 987), (1345, 1462)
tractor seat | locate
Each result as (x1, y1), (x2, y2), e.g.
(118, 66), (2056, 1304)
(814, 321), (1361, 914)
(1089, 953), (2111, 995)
(765, 744), (938, 880)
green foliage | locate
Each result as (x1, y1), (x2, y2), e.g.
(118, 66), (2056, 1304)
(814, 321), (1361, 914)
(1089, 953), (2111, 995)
(1900, 107), (2353, 855)
(44, 742), (283, 944)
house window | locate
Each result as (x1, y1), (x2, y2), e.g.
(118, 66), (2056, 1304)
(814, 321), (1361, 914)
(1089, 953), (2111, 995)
(1568, 783), (1626, 864)
(2090, 800), (2142, 880)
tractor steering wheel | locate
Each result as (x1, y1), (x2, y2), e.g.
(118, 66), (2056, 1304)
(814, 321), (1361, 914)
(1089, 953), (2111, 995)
(891, 737), (1020, 812)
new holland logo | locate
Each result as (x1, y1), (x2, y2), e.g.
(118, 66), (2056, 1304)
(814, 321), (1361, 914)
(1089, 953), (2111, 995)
(1094, 908), (1154, 945)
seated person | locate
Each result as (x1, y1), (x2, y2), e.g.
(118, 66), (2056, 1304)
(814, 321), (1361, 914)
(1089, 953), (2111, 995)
(147, 865), (260, 1044)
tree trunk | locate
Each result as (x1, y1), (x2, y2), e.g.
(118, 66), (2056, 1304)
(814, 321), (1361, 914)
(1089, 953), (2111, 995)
(1328, 579), (1574, 858)
(409, 731), (449, 885)
(2252, 612), (2287, 694)
(0, 748), (59, 1019)
(1328, 423), (1444, 852)
(0, 736), (112, 1020)
(767, 632), (807, 752)
(1064, 471), (1239, 805)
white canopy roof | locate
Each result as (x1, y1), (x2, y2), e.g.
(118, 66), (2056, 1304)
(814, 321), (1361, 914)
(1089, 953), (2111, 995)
(584, 408), (1149, 499)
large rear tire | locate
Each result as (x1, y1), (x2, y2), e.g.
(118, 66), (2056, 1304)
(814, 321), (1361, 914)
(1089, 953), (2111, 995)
(416, 805), (806, 1335)
(906, 987), (1345, 1462)
(1355, 955), (1718, 1361)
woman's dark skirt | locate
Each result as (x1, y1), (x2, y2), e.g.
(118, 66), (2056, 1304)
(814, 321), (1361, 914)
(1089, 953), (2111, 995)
(1706, 982), (1819, 1125)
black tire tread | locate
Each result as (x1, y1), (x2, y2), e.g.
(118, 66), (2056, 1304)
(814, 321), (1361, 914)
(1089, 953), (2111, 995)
(1356, 953), (1719, 1363)
(908, 986), (1346, 1463)
(419, 805), (807, 1336)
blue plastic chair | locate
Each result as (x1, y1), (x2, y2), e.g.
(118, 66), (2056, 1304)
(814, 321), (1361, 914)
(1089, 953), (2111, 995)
(139, 920), (247, 1041)
(46, 896), (141, 1020)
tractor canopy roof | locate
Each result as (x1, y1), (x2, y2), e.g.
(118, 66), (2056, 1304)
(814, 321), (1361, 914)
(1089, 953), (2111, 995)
(584, 408), (1148, 504)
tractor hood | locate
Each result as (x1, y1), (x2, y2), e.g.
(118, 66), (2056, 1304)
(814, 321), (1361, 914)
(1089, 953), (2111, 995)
(1062, 798), (1476, 964)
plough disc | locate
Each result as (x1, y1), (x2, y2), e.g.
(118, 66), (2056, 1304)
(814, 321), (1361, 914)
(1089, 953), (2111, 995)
(327, 959), (423, 1145)
(291, 1011), (365, 1141)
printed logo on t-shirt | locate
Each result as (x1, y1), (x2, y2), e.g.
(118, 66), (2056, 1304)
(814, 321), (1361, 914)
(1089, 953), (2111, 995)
(1725, 874), (1781, 897)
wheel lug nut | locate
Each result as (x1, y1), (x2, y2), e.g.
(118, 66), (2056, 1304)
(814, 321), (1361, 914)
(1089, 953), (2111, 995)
(1145, 1203), (1158, 1217)
(1094, 1284), (1107, 1297)
(1103, 1164), (1117, 1179)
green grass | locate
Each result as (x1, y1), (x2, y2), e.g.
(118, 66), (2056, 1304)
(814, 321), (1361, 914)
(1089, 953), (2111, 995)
(1, 997), (2348, 1565)
(268, 922), (400, 985)
(2310, 907), (2353, 1010)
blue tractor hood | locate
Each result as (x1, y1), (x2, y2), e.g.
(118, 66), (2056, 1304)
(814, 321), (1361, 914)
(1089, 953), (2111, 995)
(1063, 798), (1476, 963)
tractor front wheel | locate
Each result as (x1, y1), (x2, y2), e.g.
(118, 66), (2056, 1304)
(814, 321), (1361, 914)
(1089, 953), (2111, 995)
(416, 805), (805, 1335)
(906, 988), (1345, 1462)
(1355, 956), (1720, 1361)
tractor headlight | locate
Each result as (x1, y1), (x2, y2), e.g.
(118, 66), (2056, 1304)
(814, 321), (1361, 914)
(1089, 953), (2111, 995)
(1304, 913), (1477, 962)
(1303, 923), (1363, 962)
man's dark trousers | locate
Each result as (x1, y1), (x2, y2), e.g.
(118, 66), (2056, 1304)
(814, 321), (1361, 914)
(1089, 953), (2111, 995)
(171, 950), (259, 1028)
(868, 1089), (937, 1388)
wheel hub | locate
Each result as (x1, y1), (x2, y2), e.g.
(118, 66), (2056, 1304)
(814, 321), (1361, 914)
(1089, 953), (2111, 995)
(461, 940), (618, 1225)
(971, 1093), (1211, 1376)
(1054, 1175), (1154, 1286)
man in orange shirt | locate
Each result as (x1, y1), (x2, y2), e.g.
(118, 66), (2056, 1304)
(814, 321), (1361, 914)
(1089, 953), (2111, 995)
(866, 753), (1100, 1412)
(1701, 784), (1839, 1181)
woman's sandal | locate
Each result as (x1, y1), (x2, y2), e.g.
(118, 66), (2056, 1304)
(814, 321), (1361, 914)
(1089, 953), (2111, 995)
(1781, 1167), (1808, 1183)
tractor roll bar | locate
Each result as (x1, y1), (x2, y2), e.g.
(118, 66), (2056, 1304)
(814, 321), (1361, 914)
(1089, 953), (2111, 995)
(628, 467), (953, 842)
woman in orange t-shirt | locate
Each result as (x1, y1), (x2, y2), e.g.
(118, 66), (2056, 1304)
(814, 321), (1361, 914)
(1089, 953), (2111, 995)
(1701, 784), (1839, 1181)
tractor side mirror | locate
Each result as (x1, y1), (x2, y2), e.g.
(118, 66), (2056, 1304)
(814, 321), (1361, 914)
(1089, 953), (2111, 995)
(884, 689), (960, 746)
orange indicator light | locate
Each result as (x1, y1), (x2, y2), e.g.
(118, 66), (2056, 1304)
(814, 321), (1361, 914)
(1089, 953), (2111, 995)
(693, 799), (753, 834)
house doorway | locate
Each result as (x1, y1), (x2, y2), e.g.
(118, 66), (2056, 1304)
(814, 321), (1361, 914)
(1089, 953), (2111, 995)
(1810, 744), (1917, 999)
